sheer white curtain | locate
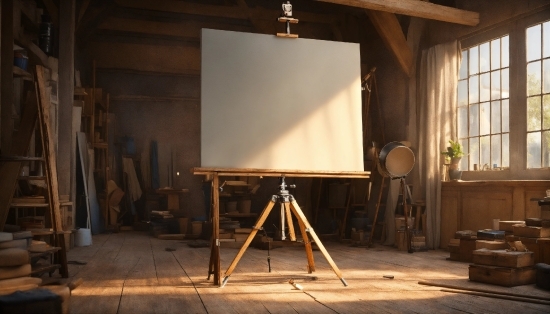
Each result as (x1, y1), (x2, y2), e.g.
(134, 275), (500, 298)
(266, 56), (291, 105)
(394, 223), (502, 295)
(417, 40), (461, 249)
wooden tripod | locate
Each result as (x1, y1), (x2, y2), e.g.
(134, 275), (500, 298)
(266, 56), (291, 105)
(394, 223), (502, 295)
(221, 177), (347, 287)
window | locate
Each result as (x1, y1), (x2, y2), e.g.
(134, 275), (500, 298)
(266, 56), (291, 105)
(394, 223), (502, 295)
(457, 35), (510, 171)
(526, 21), (550, 169)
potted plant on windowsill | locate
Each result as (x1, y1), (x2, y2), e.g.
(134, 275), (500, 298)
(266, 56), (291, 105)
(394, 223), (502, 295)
(441, 140), (465, 180)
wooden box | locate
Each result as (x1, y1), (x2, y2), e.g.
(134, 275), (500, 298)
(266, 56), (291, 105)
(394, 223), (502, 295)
(517, 237), (550, 264)
(472, 249), (534, 268)
(469, 264), (536, 287)
(458, 238), (477, 262)
(475, 240), (508, 250)
(499, 221), (524, 232)
(513, 225), (550, 238)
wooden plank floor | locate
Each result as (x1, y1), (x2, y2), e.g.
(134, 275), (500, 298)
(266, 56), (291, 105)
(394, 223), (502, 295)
(65, 231), (550, 313)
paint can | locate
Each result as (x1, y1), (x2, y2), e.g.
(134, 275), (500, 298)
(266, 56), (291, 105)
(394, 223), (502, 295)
(74, 228), (92, 246)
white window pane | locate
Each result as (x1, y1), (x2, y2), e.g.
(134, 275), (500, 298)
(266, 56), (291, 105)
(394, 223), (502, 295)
(527, 24), (541, 62)
(460, 139), (468, 170)
(527, 61), (542, 96)
(458, 80), (468, 107)
(527, 132), (542, 168)
(543, 131), (550, 168)
(480, 42), (490, 73)
(544, 95), (550, 130)
(491, 134), (501, 167)
(480, 136), (491, 166)
(480, 102), (491, 135)
(502, 36), (509, 68)
(544, 59), (550, 94)
(458, 107), (468, 139)
(480, 73), (490, 102)
(544, 21), (550, 58)
(491, 70), (501, 100)
(470, 103), (479, 136)
(491, 101), (501, 134)
(527, 96), (542, 131)
(502, 133), (509, 167)
(502, 99), (510, 132)
(470, 46), (479, 75)
(470, 137), (479, 168)
(460, 50), (468, 79)
(469, 75), (479, 103)
(501, 68), (509, 98)
(491, 39), (500, 70)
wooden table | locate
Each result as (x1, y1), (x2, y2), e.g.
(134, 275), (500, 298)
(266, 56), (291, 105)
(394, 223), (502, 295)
(155, 188), (189, 212)
(191, 167), (370, 286)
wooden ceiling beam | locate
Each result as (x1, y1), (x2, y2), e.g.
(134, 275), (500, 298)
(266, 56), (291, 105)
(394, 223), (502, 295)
(115, 0), (336, 24)
(41, 0), (59, 25)
(366, 10), (412, 77)
(316, 0), (479, 26)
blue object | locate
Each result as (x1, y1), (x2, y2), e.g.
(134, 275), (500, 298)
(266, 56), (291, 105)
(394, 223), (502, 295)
(14, 56), (28, 71)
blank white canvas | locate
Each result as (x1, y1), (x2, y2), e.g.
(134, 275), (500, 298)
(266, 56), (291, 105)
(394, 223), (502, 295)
(201, 29), (363, 172)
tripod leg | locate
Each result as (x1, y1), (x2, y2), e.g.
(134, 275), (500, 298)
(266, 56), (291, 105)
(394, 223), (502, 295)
(290, 199), (348, 286)
(222, 199), (276, 287)
(289, 203), (315, 273)
(284, 202), (296, 241)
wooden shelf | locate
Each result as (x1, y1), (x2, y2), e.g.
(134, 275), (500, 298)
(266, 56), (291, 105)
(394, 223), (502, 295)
(13, 66), (33, 80)
(31, 264), (61, 276)
(11, 203), (48, 208)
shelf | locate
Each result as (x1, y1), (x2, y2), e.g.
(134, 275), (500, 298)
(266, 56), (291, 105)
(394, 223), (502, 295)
(11, 203), (48, 208)
(31, 264), (61, 276)
(14, 31), (48, 66)
(92, 142), (108, 149)
(13, 66), (33, 80)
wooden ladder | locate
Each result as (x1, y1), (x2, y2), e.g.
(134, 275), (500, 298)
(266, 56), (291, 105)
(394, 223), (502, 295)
(0, 65), (68, 277)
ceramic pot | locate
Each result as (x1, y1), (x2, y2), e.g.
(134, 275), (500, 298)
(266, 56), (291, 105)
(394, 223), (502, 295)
(449, 169), (462, 181)
(449, 157), (461, 170)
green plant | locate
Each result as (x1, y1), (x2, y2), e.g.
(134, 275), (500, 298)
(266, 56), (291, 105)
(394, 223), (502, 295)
(441, 140), (465, 159)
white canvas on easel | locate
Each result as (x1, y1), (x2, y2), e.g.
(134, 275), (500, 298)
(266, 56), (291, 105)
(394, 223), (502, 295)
(201, 29), (364, 172)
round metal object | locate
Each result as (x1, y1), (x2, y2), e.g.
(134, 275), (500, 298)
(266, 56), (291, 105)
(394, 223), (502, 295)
(378, 141), (415, 178)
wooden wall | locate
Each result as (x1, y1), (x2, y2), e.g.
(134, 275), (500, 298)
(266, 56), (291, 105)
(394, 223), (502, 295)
(440, 180), (549, 248)
(78, 1), (409, 218)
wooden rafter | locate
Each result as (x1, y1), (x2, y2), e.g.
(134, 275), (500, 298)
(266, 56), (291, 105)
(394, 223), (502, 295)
(115, 0), (336, 24)
(78, 0), (92, 25)
(366, 10), (412, 76)
(317, 0), (479, 26)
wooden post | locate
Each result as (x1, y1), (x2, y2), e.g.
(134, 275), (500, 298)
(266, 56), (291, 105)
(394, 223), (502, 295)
(58, 0), (75, 209)
(1, 0), (14, 153)
(290, 204), (316, 273)
(212, 173), (220, 286)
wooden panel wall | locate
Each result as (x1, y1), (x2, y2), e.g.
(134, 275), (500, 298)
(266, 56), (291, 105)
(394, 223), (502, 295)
(440, 181), (549, 248)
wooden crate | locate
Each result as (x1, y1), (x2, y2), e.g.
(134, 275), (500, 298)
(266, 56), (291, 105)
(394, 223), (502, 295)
(475, 240), (508, 250)
(516, 237), (550, 264)
(472, 249), (534, 268)
(469, 264), (536, 287)
(498, 221), (524, 232)
(513, 225), (550, 238)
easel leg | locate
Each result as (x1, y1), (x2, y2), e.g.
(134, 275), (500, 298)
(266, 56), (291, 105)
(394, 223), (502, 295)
(222, 199), (276, 287)
(290, 199), (347, 286)
(289, 203), (315, 273)
(284, 202), (296, 241)
(207, 174), (221, 285)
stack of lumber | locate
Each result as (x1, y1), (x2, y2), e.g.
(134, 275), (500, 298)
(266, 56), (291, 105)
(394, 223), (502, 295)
(469, 247), (536, 287)
(150, 210), (174, 219)
(448, 230), (508, 263)
(506, 219), (550, 264)
(0, 232), (35, 294)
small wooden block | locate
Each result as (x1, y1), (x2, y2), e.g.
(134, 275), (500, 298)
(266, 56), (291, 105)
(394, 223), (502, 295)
(276, 33), (299, 38)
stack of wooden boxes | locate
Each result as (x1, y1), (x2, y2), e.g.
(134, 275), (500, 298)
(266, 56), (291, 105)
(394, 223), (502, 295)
(469, 247), (535, 287)
(448, 230), (508, 263)
(506, 219), (550, 264)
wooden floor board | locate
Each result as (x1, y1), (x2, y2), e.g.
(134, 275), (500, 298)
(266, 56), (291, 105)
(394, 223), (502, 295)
(64, 231), (550, 314)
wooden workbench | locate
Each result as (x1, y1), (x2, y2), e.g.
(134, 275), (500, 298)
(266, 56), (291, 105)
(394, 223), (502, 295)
(191, 167), (370, 286)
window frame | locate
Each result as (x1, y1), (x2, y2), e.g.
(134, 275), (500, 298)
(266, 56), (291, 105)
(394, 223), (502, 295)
(458, 9), (550, 180)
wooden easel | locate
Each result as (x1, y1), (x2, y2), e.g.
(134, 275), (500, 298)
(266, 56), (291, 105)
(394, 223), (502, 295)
(221, 176), (346, 287)
(193, 168), (370, 287)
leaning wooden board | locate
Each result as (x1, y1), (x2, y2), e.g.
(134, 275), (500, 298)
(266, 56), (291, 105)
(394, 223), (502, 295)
(472, 249), (534, 268)
(469, 264), (536, 287)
